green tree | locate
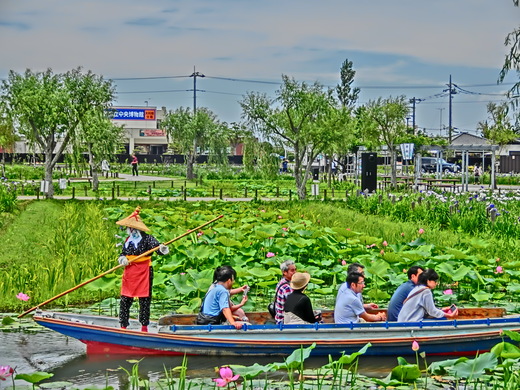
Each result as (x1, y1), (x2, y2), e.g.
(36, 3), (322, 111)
(363, 96), (410, 187)
(240, 75), (337, 199)
(336, 59), (360, 108)
(0, 114), (17, 177)
(71, 110), (125, 191)
(1, 68), (115, 198)
(162, 106), (225, 179)
(477, 102), (518, 153)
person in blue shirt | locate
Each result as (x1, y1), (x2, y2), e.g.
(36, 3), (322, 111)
(197, 266), (244, 329)
(334, 272), (386, 324)
(387, 266), (424, 321)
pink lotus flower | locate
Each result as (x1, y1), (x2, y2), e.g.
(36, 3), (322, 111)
(16, 292), (30, 301)
(418, 228), (425, 235)
(380, 250), (385, 255)
(412, 340), (419, 351)
(346, 228), (351, 231)
(214, 366), (239, 387)
(341, 260), (347, 266)
(260, 209), (265, 213)
(382, 241), (388, 247)
(496, 258), (500, 262)
(443, 289), (453, 295)
(0, 366), (14, 381)
(496, 266), (504, 274)
(197, 231), (203, 237)
(282, 227), (288, 231)
(278, 215), (282, 219)
(266, 252), (275, 258)
(401, 232), (405, 237)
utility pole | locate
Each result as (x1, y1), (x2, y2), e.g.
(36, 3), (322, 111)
(446, 75), (456, 143)
(409, 97), (423, 134)
(436, 108), (445, 136)
(189, 66), (205, 113)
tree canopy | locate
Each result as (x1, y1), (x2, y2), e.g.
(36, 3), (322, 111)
(241, 75), (342, 199)
(163, 106), (228, 179)
(1, 67), (115, 197)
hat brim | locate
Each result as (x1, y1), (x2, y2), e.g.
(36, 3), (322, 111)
(116, 218), (150, 232)
(290, 273), (311, 290)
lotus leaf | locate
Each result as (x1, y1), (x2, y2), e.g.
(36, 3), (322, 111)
(407, 237), (427, 247)
(15, 372), (54, 384)
(390, 357), (421, 383)
(382, 252), (403, 263)
(322, 342), (371, 368)
(186, 245), (218, 259)
(445, 248), (470, 260)
(448, 352), (497, 379)
(228, 363), (274, 379)
(270, 343), (316, 370)
(491, 341), (520, 359)
(472, 291), (493, 302)
(247, 267), (273, 278)
(216, 236), (243, 248)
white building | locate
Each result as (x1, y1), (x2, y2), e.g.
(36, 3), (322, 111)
(111, 106), (168, 155)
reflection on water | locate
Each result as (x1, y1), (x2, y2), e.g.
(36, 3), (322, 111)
(1, 327), (455, 389)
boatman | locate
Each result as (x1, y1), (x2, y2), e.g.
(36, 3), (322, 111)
(116, 207), (169, 332)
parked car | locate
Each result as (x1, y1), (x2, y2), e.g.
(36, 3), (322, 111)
(420, 157), (460, 173)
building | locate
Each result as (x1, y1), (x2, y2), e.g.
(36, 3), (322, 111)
(111, 106), (168, 155)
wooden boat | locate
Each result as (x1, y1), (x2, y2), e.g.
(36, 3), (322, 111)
(32, 308), (520, 357)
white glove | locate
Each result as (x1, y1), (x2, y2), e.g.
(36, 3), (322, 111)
(159, 244), (169, 255)
(118, 256), (129, 266)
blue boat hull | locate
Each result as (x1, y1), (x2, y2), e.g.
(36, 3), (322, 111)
(33, 311), (520, 357)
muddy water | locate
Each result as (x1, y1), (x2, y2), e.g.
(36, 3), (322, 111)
(0, 326), (450, 389)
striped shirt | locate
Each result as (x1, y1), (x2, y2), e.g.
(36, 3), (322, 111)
(275, 278), (293, 324)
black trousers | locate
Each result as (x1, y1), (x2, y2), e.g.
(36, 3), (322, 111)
(119, 267), (153, 327)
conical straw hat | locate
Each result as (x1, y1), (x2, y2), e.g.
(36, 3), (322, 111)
(116, 207), (150, 232)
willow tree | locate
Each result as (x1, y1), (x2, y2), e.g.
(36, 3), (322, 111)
(477, 102), (518, 154)
(72, 110), (125, 191)
(499, 0), (520, 103)
(1, 68), (115, 198)
(240, 75), (337, 199)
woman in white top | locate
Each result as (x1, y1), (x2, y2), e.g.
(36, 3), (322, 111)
(397, 269), (458, 322)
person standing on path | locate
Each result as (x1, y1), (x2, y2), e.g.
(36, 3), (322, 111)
(131, 154), (139, 176)
(116, 207), (169, 332)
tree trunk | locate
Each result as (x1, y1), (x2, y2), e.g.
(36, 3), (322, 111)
(186, 151), (195, 180)
(293, 145), (307, 200)
(390, 148), (397, 188)
(44, 152), (55, 199)
(89, 146), (99, 192)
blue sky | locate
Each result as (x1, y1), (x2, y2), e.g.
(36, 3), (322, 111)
(1, 0), (519, 137)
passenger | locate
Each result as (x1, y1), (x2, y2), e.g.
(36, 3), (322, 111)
(334, 272), (386, 324)
(347, 263), (379, 311)
(197, 266), (244, 329)
(211, 266), (249, 322)
(284, 272), (321, 324)
(116, 207), (170, 332)
(387, 266), (425, 321)
(397, 269), (459, 322)
(274, 260), (297, 324)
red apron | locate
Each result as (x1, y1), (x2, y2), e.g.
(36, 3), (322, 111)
(121, 255), (152, 298)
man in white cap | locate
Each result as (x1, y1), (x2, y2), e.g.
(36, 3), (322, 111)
(116, 207), (169, 332)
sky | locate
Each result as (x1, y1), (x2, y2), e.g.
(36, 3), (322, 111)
(1, 0), (519, 138)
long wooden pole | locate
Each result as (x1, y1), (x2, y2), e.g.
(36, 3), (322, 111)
(19, 214), (223, 318)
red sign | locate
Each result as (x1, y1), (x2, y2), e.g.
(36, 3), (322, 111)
(139, 129), (165, 137)
(144, 109), (156, 120)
